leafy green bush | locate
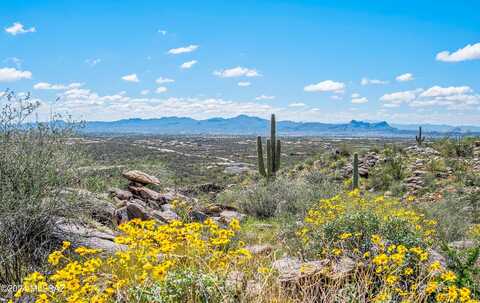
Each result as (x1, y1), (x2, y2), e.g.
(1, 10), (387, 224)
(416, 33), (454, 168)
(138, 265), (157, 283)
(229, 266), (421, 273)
(0, 91), (84, 285)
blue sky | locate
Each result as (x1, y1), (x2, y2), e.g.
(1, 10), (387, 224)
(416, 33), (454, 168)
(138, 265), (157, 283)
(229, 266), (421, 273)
(1, 0), (479, 125)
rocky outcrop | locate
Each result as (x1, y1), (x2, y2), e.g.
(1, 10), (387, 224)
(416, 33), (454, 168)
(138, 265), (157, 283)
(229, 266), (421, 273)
(121, 170), (160, 185)
(342, 152), (380, 178)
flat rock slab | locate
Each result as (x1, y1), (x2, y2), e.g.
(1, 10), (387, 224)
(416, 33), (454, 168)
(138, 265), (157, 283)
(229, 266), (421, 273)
(122, 170), (160, 185)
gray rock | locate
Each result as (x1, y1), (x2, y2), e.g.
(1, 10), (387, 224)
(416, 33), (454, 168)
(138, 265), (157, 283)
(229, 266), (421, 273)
(153, 210), (180, 223)
(245, 244), (273, 256)
(109, 188), (133, 200)
(219, 210), (246, 224)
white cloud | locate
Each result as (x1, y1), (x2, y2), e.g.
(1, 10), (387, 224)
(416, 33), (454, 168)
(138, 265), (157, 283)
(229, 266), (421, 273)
(255, 95), (275, 101)
(180, 60), (197, 69)
(419, 85), (472, 97)
(5, 22), (36, 35)
(167, 45), (199, 55)
(140, 89), (150, 95)
(380, 86), (480, 110)
(85, 58), (101, 66)
(330, 95), (342, 100)
(213, 66), (260, 78)
(289, 102), (306, 107)
(34, 82), (83, 90)
(156, 77), (174, 84)
(351, 93), (360, 98)
(396, 73), (414, 82)
(360, 77), (389, 85)
(122, 74), (139, 82)
(380, 89), (420, 106)
(436, 43), (480, 62)
(351, 97), (368, 104)
(156, 86), (168, 93)
(158, 29), (167, 35)
(304, 80), (345, 93)
(237, 81), (251, 87)
(0, 67), (32, 82)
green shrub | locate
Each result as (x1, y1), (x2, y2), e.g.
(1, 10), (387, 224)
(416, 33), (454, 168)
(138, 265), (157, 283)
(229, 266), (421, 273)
(0, 91), (85, 285)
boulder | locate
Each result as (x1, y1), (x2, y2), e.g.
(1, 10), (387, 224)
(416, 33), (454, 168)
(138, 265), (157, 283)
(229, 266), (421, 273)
(129, 186), (163, 201)
(330, 256), (356, 279)
(153, 210), (180, 223)
(126, 202), (152, 221)
(109, 188), (133, 200)
(122, 170), (160, 185)
(273, 257), (329, 283)
(54, 220), (125, 253)
(245, 244), (273, 256)
(219, 210), (246, 224)
(190, 210), (209, 222)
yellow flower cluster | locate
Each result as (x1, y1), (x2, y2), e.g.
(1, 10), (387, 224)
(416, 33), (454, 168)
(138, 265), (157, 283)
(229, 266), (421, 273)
(12, 218), (250, 303)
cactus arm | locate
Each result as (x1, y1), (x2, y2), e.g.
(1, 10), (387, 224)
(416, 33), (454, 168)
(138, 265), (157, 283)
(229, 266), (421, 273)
(266, 139), (272, 178)
(275, 139), (281, 172)
(352, 153), (359, 189)
(257, 136), (266, 177)
(416, 126), (425, 146)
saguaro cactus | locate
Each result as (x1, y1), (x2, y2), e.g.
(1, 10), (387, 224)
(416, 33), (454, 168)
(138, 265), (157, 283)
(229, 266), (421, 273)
(352, 153), (359, 189)
(416, 126), (425, 146)
(257, 114), (282, 179)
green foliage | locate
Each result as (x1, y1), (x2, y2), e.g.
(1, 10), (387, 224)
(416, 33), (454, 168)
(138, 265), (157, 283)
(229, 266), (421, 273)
(442, 243), (480, 295)
(257, 114), (281, 179)
(433, 137), (475, 158)
(368, 148), (406, 192)
(132, 269), (232, 303)
(0, 90), (85, 285)
(352, 153), (359, 189)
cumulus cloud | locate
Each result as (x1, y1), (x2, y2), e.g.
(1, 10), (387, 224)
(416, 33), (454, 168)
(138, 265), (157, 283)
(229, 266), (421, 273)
(140, 89), (150, 95)
(156, 77), (174, 84)
(156, 86), (168, 93)
(122, 74), (139, 82)
(237, 81), (251, 87)
(5, 22), (36, 35)
(213, 67), (260, 78)
(289, 102), (306, 107)
(436, 43), (480, 62)
(360, 77), (389, 85)
(351, 97), (368, 104)
(380, 86), (480, 110)
(304, 80), (345, 93)
(255, 95), (275, 101)
(180, 60), (197, 69)
(34, 82), (83, 90)
(168, 45), (199, 55)
(0, 67), (32, 82)
(396, 73), (414, 82)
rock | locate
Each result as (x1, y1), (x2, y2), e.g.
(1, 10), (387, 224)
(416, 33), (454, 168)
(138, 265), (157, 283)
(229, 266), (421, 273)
(195, 183), (225, 194)
(54, 220), (125, 253)
(122, 170), (160, 185)
(190, 210), (209, 222)
(245, 244), (273, 256)
(113, 206), (129, 225)
(313, 160), (322, 170)
(153, 210), (180, 223)
(161, 204), (174, 212)
(245, 280), (262, 298)
(449, 240), (476, 250)
(109, 188), (133, 200)
(129, 186), (164, 201)
(126, 202), (152, 221)
(428, 248), (447, 267)
(330, 256), (355, 279)
(273, 257), (329, 283)
(219, 210), (246, 224)
(225, 270), (245, 290)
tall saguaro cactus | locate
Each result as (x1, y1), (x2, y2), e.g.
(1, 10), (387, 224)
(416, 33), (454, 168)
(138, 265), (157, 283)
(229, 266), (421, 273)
(257, 114), (282, 179)
(352, 153), (359, 189)
(416, 126), (425, 146)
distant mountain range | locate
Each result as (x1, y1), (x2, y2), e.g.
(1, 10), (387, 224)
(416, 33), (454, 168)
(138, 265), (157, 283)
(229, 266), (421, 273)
(81, 115), (480, 137)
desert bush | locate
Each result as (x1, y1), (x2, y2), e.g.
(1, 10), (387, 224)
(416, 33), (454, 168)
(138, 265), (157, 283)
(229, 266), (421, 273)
(368, 148), (406, 192)
(0, 91), (84, 285)
(12, 218), (250, 302)
(293, 191), (479, 302)
(221, 175), (341, 219)
(434, 137), (475, 158)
